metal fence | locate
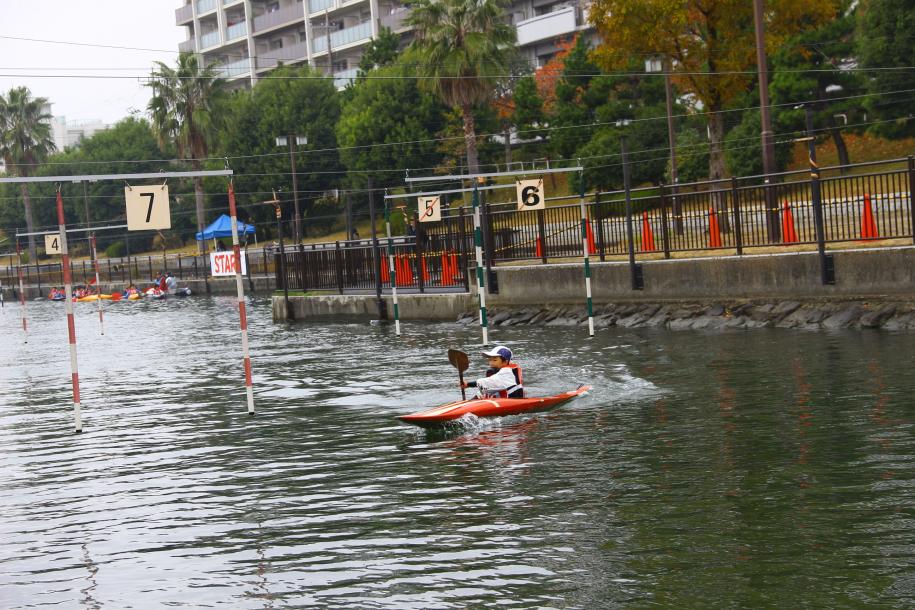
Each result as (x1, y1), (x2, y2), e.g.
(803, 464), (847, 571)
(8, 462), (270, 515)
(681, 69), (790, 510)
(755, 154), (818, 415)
(4, 157), (914, 296)
(275, 156), (914, 293)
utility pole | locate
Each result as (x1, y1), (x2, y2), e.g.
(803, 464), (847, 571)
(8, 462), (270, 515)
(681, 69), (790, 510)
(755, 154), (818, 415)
(753, 0), (780, 241)
(276, 135), (307, 243)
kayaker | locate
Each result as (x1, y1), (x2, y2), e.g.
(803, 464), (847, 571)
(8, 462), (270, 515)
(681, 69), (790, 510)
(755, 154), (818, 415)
(462, 345), (524, 399)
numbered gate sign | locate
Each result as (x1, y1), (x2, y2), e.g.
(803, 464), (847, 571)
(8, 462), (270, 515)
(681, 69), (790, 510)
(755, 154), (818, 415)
(516, 178), (545, 211)
(210, 251), (248, 277)
(44, 232), (62, 255)
(418, 196), (441, 222)
(125, 184), (171, 231)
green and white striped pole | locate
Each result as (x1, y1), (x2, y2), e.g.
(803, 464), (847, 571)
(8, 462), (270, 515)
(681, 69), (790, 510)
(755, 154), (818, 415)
(579, 171), (595, 337)
(384, 198), (401, 336)
(472, 184), (489, 345)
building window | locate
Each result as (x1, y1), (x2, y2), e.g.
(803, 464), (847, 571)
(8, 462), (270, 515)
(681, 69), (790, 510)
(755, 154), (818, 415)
(267, 2), (280, 12)
(270, 39), (283, 49)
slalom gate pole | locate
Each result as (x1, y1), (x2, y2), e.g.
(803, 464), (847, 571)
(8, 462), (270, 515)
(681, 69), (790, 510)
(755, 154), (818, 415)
(228, 181), (255, 414)
(578, 172), (595, 337)
(472, 184), (489, 345)
(91, 235), (105, 335)
(17, 240), (28, 343)
(56, 187), (82, 433)
(384, 198), (401, 336)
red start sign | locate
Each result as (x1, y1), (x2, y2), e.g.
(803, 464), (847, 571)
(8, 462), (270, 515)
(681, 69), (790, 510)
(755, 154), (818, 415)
(210, 251), (248, 277)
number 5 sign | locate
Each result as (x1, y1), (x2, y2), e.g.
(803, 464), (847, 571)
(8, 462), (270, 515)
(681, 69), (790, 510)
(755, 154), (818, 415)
(516, 178), (545, 211)
(418, 196), (440, 222)
(125, 185), (171, 230)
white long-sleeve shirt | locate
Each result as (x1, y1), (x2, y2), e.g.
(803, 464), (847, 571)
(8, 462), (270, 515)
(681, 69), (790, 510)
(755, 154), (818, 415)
(474, 366), (519, 396)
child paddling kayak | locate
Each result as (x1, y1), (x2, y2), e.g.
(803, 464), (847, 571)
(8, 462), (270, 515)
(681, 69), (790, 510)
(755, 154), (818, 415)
(462, 345), (524, 399)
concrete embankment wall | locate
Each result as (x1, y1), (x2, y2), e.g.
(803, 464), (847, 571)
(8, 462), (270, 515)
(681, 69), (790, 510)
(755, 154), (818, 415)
(481, 247), (915, 305)
(271, 246), (915, 323)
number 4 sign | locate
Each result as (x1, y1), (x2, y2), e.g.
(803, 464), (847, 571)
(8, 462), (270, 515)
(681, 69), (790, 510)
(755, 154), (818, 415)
(516, 178), (545, 211)
(125, 185), (171, 230)
(44, 233), (62, 255)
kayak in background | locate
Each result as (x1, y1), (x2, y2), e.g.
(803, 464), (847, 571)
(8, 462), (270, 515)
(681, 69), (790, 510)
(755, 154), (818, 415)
(174, 287), (192, 297)
(144, 288), (166, 300)
(398, 385), (591, 428)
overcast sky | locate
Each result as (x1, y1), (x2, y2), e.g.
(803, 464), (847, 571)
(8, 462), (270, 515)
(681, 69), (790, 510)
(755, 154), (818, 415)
(0, 0), (186, 125)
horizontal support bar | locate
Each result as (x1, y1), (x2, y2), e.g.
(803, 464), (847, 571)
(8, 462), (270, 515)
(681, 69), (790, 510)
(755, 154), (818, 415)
(0, 169), (233, 184)
(405, 166), (583, 183)
(16, 224), (128, 238)
(384, 183), (514, 201)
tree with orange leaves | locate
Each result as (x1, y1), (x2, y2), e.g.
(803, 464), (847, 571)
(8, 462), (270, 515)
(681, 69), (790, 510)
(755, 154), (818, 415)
(588, 0), (840, 181)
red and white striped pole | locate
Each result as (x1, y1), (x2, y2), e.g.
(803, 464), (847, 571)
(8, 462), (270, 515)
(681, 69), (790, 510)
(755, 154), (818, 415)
(16, 240), (28, 343)
(57, 187), (83, 433)
(91, 234), (105, 335)
(227, 180), (255, 414)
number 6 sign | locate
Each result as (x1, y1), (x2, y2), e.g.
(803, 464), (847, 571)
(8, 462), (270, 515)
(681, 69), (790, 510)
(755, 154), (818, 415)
(125, 185), (171, 230)
(516, 178), (545, 211)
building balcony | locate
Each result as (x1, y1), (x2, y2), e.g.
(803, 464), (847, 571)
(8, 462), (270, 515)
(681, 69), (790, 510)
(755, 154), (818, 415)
(223, 0), (243, 5)
(179, 38), (196, 53)
(333, 67), (359, 88)
(308, 0), (334, 15)
(215, 57), (251, 79)
(515, 5), (577, 46)
(253, 4), (305, 33)
(226, 21), (248, 40)
(312, 21), (371, 53)
(256, 40), (309, 69)
(379, 7), (411, 32)
(175, 3), (194, 24)
(196, 0), (217, 15)
(200, 30), (222, 49)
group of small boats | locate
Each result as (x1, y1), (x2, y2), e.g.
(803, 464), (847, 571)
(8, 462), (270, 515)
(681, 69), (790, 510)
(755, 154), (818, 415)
(47, 286), (192, 302)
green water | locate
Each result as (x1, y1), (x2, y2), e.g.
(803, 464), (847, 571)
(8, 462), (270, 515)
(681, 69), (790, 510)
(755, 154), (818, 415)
(1, 298), (913, 608)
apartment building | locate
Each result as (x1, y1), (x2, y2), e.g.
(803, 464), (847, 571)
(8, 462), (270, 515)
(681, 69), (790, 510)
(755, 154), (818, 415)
(175, 0), (591, 89)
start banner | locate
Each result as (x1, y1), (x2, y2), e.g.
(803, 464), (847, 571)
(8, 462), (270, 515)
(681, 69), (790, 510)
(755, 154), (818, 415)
(210, 251), (248, 277)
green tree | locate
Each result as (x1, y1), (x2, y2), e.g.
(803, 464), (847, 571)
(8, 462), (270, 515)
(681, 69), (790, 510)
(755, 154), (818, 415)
(337, 63), (446, 190)
(218, 65), (341, 239)
(856, 0), (915, 139)
(406, 0), (516, 175)
(147, 52), (227, 254)
(770, 2), (862, 167)
(0, 86), (56, 261)
(589, 0), (840, 181)
(357, 27), (401, 77)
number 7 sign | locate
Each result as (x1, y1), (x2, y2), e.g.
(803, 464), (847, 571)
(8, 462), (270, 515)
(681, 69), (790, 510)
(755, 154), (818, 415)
(125, 185), (171, 230)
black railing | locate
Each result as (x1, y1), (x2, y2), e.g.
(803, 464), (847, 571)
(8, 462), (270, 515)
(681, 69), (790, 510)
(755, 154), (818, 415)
(5, 157), (914, 296)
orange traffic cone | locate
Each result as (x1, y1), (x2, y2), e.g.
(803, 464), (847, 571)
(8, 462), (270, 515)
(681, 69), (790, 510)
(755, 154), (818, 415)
(708, 207), (722, 248)
(401, 255), (414, 285)
(535, 237), (543, 258)
(450, 254), (459, 283)
(421, 255), (430, 282)
(585, 219), (596, 254)
(861, 193), (879, 239)
(380, 258), (390, 283)
(440, 253), (451, 285)
(641, 212), (656, 251)
(781, 200), (798, 244)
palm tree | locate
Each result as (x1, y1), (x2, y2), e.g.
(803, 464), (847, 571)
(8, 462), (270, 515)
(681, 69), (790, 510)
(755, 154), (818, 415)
(147, 53), (226, 254)
(406, 0), (516, 175)
(0, 87), (56, 262)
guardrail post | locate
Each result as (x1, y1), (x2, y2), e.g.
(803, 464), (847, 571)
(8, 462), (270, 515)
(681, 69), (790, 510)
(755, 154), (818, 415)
(806, 105), (834, 284)
(335, 240), (344, 294)
(622, 136), (643, 290)
(659, 184), (671, 259)
(731, 177), (744, 256)
(459, 206), (470, 291)
(537, 208), (548, 264)
(595, 192), (607, 261)
(414, 212), (425, 294)
(908, 156), (915, 245)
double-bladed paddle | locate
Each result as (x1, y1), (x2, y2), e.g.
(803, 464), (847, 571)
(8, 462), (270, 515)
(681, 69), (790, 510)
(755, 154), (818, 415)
(448, 349), (470, 400)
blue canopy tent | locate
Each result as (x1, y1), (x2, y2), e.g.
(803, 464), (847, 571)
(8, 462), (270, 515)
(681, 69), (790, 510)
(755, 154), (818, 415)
(195, 214), (257, 246)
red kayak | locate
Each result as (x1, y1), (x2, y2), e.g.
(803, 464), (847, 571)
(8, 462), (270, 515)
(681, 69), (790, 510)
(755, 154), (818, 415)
(398, 385), (592, 428)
